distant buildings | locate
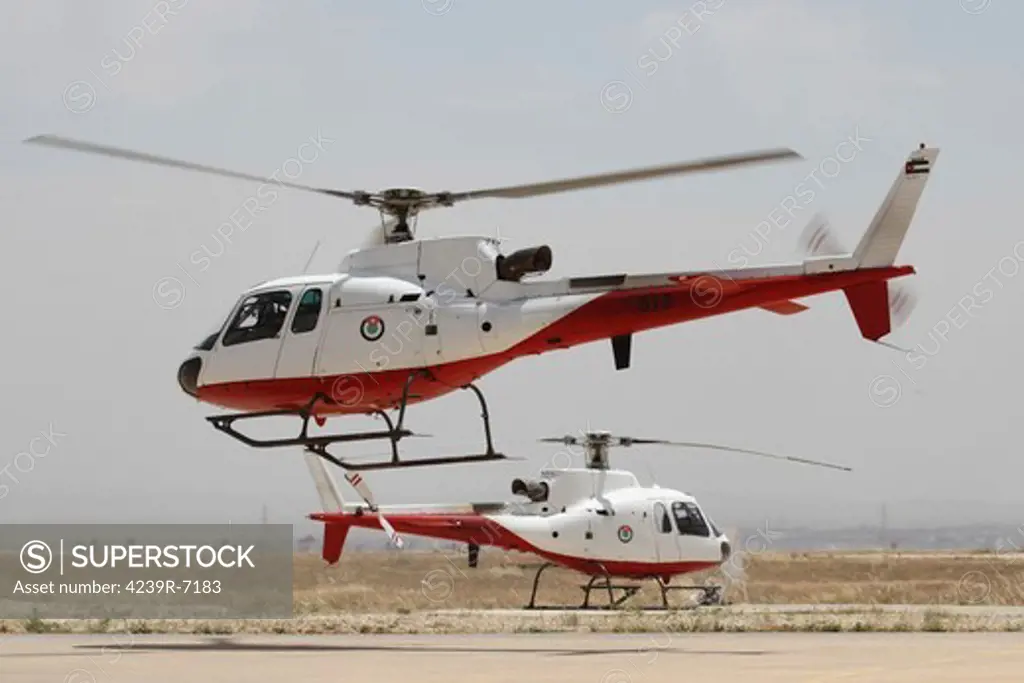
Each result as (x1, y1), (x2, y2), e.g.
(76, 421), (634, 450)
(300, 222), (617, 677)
(296, 534), (317, 553)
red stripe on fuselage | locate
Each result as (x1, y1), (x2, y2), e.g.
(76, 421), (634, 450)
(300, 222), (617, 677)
(311, 512), (720, 578)
(197, 266), (911, 413)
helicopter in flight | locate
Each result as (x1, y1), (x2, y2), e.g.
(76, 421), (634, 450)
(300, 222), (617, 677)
(24, 136), (938, 471)
(306, 430), (851, 609)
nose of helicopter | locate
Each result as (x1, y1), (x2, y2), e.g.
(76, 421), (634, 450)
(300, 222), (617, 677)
(718, 534), (732, 563)
(177, 356), (202, 398)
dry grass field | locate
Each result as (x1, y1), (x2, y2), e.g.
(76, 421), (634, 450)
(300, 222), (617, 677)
(6, 549), (1024, 634)
(294, 549), (1024, 613)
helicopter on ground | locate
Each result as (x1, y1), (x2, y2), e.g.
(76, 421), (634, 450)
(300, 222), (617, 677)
(305, 430), (851, 609)
(24, 136), (937, 471)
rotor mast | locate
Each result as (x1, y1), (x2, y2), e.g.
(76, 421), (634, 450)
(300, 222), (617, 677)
(583, 432), (613, 470)
(366, 188), (444, 244)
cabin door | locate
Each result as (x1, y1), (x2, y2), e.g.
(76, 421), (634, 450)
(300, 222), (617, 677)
(275, 287), (327, 379)
(651, 501), (679, 562)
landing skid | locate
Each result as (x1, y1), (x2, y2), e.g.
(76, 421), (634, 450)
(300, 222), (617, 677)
(524, 562), (725, 610)
(205, 376), (508, 471)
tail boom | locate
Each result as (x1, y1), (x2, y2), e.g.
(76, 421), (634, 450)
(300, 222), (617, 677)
(514, 264), (914, 352)
(309, 512), (528, 564)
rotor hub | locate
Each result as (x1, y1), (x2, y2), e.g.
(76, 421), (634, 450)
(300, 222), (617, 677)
(581, 432), (612, 470)
(377, 187), (428, 205)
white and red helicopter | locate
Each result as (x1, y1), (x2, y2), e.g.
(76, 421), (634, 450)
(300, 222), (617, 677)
(25, 136), (937, 470)
(305, 430), (851, 609)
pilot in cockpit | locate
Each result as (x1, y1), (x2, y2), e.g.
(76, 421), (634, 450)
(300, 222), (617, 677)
(222, 291), (292, 346)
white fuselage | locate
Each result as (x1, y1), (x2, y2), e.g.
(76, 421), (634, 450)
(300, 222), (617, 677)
(341, 467), (731, 572)
(193, 236), (603, 387)
(491, 468), (729, 567)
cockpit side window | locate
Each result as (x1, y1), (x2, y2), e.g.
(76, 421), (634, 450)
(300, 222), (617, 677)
(654, 502), (673, 533)
(671, 501), (710, 537)
(222, 290), (293, 347)
(291, 288), (323, 334)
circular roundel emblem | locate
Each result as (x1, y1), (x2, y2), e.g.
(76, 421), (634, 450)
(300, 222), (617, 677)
(360, 315), (385, 342)
(617, 524), (634, 544)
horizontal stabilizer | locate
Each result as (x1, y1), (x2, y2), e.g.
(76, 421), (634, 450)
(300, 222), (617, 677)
(759, 300), (809, 315)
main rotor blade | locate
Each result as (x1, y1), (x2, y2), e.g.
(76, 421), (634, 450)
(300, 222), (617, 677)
(620, 438), (851, 472)
(446, 148), (802, 202)
(344, 472), (404, 549)
(344, 472), (378, 506)
(538, 436), (580, 445)
(23, 134), (358, 201)
(377, 514), (405, 549)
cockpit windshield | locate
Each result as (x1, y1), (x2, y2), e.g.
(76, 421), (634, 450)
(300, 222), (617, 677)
(671, 501), (711, 537)
(194, 313), (230, 351)
(706, 513), (722, 538)
(221, 290), (293, 347)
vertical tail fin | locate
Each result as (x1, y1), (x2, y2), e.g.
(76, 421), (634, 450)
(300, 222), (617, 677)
(852, 144), (939, 268)
(321, 523), (351, 565)
(305, 452), (344, 511)
(845, 143), (938, 340)
(800, 144), (937, 342)
(842, 281), (892, 341)
(304, 453), (350, 564)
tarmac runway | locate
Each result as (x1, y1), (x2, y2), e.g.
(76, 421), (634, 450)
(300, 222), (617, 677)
(3, 632), (1024, 682)
(432, 603), (1024, 618)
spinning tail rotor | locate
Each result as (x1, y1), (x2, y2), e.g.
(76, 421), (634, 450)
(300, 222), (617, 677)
(799, 212), (919, 330)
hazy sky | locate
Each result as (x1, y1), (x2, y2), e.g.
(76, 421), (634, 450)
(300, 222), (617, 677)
(2, 0), (1023, 534)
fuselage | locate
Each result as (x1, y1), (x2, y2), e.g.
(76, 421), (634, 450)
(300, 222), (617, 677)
(177, 235), (911, 414)
(311, 467), (731, 579)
